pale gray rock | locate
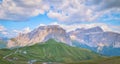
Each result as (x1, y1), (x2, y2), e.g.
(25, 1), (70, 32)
(69, 26), (120, 48)
(7, 25), (72, 48)
(70, 26), (120, 56)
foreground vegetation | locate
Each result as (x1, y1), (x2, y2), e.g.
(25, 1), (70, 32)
(66, 56), (120, 64)
(0, 39), (119, 64)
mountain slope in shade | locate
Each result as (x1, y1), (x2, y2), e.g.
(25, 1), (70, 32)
(7, 25), (72, 48)
(66, 56), (120, 64)
(70, 26), (120, 56)
(0, 39), (102, 64)
(0, 37), (8, 48)
(69, 26), (104, 44)
(0, 40), (6, 49)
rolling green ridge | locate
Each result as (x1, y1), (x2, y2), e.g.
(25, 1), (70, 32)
(0, 39), (102, 64)
(66, 56), (120, 64)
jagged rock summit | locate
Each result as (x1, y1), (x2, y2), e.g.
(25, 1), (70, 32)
(70, 26), (120, 56)
(70, 26), (120, 48)
(7, 25), (72, 48)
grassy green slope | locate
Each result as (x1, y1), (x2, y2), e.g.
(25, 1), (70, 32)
(67, 56), (120, 64)
(0, 39), (102, 64)
(0, 49), (13, 64)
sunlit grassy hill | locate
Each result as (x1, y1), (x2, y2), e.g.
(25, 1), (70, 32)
(0, 39), (102, 64)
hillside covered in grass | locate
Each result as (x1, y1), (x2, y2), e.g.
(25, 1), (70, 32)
(67, 56), (120, 64)
(0, 39), (102, 64)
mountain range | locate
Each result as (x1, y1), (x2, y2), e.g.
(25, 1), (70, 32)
(69, 26), (120, 56)
(0, 25), (120, 64)
(2, 25), (120, 56)
(7, 25), (71, 48)
(70, 26), (120, 48)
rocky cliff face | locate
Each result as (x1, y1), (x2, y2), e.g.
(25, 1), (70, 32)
(70, 26), (120, 56)
(70, 26), (120, 49)
(7, 25), (71, 48)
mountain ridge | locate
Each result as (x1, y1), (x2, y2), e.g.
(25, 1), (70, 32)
(70, 26), (120, 56)
(6, 25), (120, 56)
(7, 25), (72, 48)
(0, 39), (102, 64)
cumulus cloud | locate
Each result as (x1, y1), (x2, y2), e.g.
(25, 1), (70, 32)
(38, 22), (120, 33)
(23, 27), (31, 33)
(46, 0), (95, 23)
(13, 27), (31, 34)
(46, 0), (120, 23)
(0, 25), (9, 36)
(0, 25), (5, 31)
(0, 0), (120, 23)
(0, 25), (31, 37)
(97, 0), (120, 11)
(61, 23), (120, 33)
(0, 0), (50, 20)
(49, 22), (111, 32)
(1, 31), (8, 35)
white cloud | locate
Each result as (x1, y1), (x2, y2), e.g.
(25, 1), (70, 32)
(110, 26), (120, 33)
(47, 0), (93, 22)
(47, 10), (68, 21)
(0, 0), (120, 23)
(13, 27), (31, 34)
(48, 22), (120, 33)
(46, 0), (120, 23)
(39, 24), (46, 26)
(96, 0), (120, 11)
(60, 23), (112, 32)
(0, 0), (120, 38)
(0, 25), (5, 31)
(0, 25), (9, 36)
(13, 30), (20, 34)
(1, 31), (8, 35)
(11, 27), (31, 37)
(0, 0), (50, 20)
(23, 27), (31, 33)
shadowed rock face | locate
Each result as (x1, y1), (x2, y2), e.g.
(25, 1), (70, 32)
(7, 25), (72, 48)
(70, 26), (120, 48)
(70, 27), (120, 56)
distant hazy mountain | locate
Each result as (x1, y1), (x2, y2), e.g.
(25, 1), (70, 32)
(0, 39), (102, 64)
(0, 40), (6, 49)
(70, 26), (120, 56)
(0, 37), (8, 48)
(0, 37), (8, 42)
(7, 25), (72, 48)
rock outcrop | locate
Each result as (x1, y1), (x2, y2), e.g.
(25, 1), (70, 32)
(69, 26), (120, 48)
(7, 25), (72, 48)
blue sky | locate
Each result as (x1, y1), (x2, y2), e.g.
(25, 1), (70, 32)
(0, 14), (55, 30)
(0, 0), (120, 38)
